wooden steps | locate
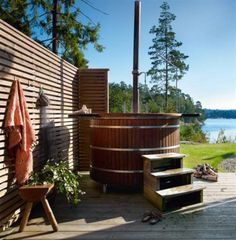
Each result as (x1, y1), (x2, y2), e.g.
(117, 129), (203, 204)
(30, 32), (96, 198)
(156, 184), (204, 197)
(151, 168), (194, 178)
(143, 153), (186, 161)
(143, 153), (205, 212)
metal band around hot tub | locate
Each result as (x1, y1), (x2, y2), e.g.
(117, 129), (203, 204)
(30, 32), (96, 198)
(90, 144), (180, 152)
(90, 124), (179, 129)
(90, 165), (143, 174)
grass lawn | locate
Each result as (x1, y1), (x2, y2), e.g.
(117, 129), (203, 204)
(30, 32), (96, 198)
(180, 143), (236, 171)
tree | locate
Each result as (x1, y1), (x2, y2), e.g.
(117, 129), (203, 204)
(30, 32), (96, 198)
(0, 0), (104, 67)
(109, 80), (208, 143)
(109, 82), (132, 113)
(0, 0), (31, 36)
(148, 1), (189, 111)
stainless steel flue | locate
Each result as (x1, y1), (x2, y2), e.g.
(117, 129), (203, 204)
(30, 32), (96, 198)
(132, 0), (141, 113)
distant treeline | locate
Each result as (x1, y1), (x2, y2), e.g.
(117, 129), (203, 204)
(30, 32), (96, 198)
(204, 109), (236, 119)
(109, 81), (208, 142)
(109, 81), (205, 122)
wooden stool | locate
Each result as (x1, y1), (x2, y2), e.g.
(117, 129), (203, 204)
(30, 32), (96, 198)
(18, 184), (58, 232)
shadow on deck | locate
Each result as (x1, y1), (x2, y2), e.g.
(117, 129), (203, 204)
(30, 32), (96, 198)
(1, 173), (236, 240)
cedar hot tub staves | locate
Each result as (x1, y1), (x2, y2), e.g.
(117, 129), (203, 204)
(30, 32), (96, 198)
(90, 113), (181, 190)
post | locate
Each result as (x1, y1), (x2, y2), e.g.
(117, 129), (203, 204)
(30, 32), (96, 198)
(52, 0), (58, 54)
(132, 0), (141, 113)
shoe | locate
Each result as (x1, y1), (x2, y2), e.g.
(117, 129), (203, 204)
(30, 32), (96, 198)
(141, 211), (152, 222)
(149, 210), (162, 225)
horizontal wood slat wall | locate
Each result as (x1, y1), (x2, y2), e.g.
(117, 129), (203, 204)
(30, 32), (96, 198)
(78, 69), (109, 170)
(0, 20), (79, 231)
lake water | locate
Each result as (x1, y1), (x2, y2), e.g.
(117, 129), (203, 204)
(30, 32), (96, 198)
(202, 118), (236, 143)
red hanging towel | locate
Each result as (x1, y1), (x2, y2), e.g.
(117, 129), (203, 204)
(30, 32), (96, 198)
(3, 79), (36, 185)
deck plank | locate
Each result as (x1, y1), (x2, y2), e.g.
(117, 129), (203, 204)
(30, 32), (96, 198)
(1, 173), (236, 240)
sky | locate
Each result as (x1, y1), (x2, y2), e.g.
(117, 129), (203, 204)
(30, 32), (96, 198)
(79, 0), (236, 110)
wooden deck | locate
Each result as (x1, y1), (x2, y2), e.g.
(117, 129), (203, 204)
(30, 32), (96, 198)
(1, 173), (236, 240)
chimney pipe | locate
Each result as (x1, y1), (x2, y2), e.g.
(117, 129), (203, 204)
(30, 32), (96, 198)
(132, 0), (141, 113)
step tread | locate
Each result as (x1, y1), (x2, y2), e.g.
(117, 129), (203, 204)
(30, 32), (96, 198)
(156, 184), (205, 197)
(142, 153), (185, 161)
(150, 168), (194, 178)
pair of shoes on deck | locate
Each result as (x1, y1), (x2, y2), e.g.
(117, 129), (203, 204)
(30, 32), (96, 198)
(141, 210), (162, 225)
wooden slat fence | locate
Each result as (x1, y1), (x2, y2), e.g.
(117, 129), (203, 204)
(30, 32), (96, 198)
(0, 20), (109, 231)
(78, 69), (109, 170)
(0, 20), (79, 231)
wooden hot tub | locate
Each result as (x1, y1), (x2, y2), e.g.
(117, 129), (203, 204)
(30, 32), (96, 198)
(90, 113), (181, 189)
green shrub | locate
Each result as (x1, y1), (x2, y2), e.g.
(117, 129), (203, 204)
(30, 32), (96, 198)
(216, 129), (234, 143)
(180, 124), (208, 143)
(28, 161), (85, 205)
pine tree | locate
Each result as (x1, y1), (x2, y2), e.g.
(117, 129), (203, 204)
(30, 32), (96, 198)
(0, 0), (31, 36)
(30, 0), (104, 67)
(0, 0), (104, 67)
(148, 2), (189, 112)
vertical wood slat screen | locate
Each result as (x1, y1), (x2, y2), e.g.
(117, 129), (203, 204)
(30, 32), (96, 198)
(0, 20), (79, 231)
(78, 69), (109, 170)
